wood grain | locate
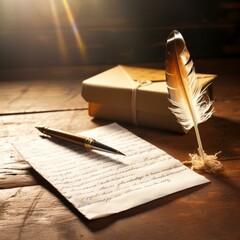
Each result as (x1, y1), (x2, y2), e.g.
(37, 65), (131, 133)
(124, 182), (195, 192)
(0, 64), (113, 114)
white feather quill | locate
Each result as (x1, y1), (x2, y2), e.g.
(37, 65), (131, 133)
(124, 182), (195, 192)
(165, 30), (222, 173)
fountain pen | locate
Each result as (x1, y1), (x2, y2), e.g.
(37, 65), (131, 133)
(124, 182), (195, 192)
(35, 127), (125, 156)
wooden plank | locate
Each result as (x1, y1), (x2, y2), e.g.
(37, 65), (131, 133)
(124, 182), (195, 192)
(0, 142), (36, 189)
(0, 64), (115, 114)
(0, 78), (86, 114)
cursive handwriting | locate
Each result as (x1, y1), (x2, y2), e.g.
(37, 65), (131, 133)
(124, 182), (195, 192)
(14, 123), (209, 219)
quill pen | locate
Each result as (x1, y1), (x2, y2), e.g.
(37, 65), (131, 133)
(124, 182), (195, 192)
(165, 30), (222, 173)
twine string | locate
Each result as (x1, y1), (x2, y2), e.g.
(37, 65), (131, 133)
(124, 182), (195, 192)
(131, 80), (152, 125)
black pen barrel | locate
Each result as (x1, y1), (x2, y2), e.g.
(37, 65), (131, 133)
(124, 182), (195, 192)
(92, 141), (121, 154)
(36, 127), (125, 155)
(37, 127), (87, 146)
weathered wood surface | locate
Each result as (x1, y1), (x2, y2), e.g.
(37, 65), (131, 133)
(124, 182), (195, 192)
(0, 59), (240, 240)
(0, 65), (114, 114)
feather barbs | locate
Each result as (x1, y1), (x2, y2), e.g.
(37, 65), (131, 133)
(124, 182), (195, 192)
(165, 30), (222, 173)
(166, 30), (214, 131)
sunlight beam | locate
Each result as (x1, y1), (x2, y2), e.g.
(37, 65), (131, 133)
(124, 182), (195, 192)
(62, 0), (86, 59)
(49, 0), (69, 63)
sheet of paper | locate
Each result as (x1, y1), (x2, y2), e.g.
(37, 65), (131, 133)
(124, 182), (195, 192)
(14, 123), (209, 219)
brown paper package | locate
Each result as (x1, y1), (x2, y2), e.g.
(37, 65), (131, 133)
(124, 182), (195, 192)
(81, 65), (215, 133)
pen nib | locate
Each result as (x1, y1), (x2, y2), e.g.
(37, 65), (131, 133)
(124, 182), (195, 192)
(35, 126), (44, 133)
(117, 151), (126, 156)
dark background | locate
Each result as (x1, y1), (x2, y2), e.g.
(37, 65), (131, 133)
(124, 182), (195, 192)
(0, 0), (239, 68)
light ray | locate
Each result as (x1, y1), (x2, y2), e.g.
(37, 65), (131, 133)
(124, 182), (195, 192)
(62, 0), (86, 59)
(49, 0), (69, 62)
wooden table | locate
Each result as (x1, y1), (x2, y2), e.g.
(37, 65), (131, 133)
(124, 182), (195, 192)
(0, 59), (239, 240)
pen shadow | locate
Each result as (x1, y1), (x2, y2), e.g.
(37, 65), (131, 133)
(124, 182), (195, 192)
(40, 135), (127, 165)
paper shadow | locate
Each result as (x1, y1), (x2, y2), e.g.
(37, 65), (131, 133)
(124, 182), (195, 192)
(85, 183), (209, 231)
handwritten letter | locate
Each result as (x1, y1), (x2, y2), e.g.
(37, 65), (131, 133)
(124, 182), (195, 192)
(14, 123), (209, 219)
